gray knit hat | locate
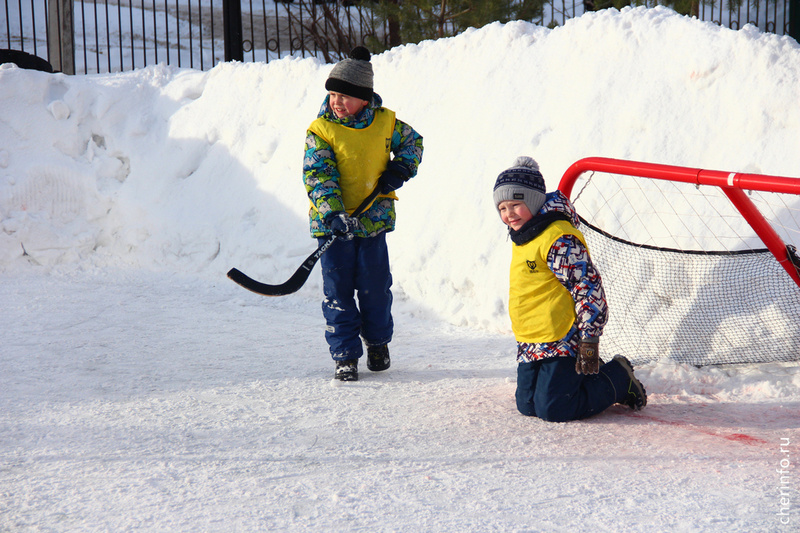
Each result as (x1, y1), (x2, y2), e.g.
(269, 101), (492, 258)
(493, 156), (547, 216)
(325, 46), (374, 101)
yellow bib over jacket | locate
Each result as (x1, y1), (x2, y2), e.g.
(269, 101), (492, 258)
(308, 107), (398, 214)
(510, 219), (588, 343)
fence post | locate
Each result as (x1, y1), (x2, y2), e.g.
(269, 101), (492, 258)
(791, 0), (800, 42)
(222, 0), (244, 62)
(47, 0), (75, 74)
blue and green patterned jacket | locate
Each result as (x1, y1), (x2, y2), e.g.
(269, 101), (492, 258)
(303, 93), (424, 238)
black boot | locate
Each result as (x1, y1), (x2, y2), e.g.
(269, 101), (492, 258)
(612, 356), (647, 410)
(334, 359), (358, 381)
(366, 344), (391, 372)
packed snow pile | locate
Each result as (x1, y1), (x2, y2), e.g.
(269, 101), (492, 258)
(2, 6), (800, 330)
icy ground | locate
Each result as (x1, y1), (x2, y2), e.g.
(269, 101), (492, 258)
(2, 268), (798, 531)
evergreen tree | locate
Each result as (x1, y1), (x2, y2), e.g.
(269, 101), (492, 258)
(366, 0), (546, 51)
(363, 0), (779, 53)
(583, 0), (699, 17)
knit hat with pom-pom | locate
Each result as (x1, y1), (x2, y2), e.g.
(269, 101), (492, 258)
(325, 46), (374, 101)
(493, 156), (547, 216)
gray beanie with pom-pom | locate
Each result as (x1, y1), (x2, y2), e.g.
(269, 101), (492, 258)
(493, 156), (547, 217)
(325, 46), (374, 101)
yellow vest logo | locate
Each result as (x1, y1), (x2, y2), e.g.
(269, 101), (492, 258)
(526, 260), (537, 272)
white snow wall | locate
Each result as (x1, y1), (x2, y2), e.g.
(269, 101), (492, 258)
(2, 7), (800, 334)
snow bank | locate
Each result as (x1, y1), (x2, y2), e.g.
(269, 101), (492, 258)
(2, 7), (800, 331)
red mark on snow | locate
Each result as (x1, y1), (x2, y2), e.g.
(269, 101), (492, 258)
(725, 433), (768, 445)
(630, 413), (769, 446)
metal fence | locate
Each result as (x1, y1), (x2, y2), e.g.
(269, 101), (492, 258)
(1, 0), (796, 75)
(2, 0), (398, 73)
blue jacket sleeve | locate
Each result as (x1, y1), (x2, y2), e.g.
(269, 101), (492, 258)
(547, 235), (608, 340)
(389, 119), (423, 178)
(303, 130), (345, 221)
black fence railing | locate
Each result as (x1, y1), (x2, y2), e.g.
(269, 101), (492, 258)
(1, 0), (796, 75)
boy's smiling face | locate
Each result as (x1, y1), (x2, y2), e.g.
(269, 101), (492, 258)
(498, 200), (534, 231)
(329, 91), (368, 119)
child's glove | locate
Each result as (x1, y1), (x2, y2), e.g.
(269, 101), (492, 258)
(378, 160), (411, 194)
(576, 339), (600, 375)
(327, 212), (358, 241)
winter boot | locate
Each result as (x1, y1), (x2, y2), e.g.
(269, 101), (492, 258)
(612, 355), (647, 410)
(366, 344), (391, 372)
(335, 359), (358, 381)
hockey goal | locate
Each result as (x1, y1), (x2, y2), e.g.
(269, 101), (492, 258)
(558, 157), (800, 367)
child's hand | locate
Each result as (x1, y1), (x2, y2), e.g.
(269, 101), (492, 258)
(378, 160), (410, 194)
(328, 212), (358, 241)
(576, 340), (600, 374)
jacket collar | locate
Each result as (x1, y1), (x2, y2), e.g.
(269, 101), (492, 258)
(319, 93), (384, 128)
(509, 211), (573, 245)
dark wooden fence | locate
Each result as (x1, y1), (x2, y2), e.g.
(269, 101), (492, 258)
(1, 0), (797, 75)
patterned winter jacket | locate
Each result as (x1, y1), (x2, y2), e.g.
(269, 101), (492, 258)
(303, 93), (423, 238)
(513, 191), (609, 363)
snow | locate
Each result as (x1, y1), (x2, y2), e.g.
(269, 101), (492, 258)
(2, 6), (800, 531)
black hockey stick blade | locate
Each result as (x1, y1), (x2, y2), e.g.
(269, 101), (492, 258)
(227, 236), (336, 297)
(227, 183), (383, 296)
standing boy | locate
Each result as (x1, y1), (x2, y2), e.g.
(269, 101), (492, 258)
(494, 156), (646, 421)
(303, 47), (423, 381)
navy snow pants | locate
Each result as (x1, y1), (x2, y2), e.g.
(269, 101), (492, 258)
(318, 232), (393, 361)
(516, 356), (633, 422)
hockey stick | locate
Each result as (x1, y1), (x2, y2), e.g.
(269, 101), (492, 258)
(227, 186), (382, 297)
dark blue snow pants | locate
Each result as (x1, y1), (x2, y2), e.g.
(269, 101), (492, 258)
(318, 232), (393, 361)
(516, 356), (632, 422)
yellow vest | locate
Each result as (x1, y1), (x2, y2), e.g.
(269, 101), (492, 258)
(509, 219), (588, 343)
(308, 108), (398, 214)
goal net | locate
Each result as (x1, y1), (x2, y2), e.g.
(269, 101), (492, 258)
(558, 158), (800, 367)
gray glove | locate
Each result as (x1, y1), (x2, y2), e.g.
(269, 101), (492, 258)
(576, 339), (600, 375)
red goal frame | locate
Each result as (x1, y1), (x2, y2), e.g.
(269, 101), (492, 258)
(557, 157), (800, 288)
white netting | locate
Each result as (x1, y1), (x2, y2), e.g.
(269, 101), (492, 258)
(570, 172), (800, 366)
